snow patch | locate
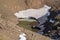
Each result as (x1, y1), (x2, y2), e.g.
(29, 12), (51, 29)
(14, 5), (51, 24)
(19, 33), (26, 40)
(49, 19), (55, 23)
(14, 5), (51, 19)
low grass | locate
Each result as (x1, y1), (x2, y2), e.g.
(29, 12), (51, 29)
(18, 21), (32, 30)
(17, 21), (39, 32)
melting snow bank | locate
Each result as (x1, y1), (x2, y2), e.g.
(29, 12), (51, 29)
(14, 5), (51, 19)
(19, 33), (26, 40)
(14, 5), (51, 23)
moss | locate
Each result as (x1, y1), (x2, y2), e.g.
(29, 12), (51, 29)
(17, 21), (38, 32)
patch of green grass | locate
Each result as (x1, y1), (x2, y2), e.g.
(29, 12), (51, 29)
(17, 21), (38, 32)
(17, 21), (32, 31)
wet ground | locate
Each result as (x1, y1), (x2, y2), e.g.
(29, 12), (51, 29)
(18, 10), (60, 40)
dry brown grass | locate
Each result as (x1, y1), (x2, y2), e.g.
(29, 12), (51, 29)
(0, 34), (10, 40)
